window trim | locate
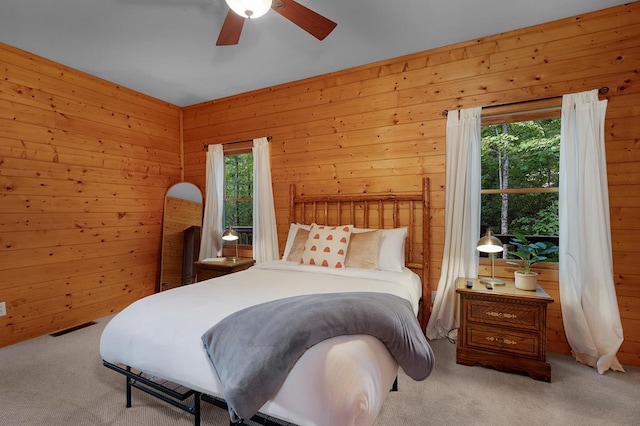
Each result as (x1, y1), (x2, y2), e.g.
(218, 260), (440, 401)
(481, 97), (561, 125)
(223, 149), (254, 247)
(479, 103), (561, 266)
(481, 187), (559, 195)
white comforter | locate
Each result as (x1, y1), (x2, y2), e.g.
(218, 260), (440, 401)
(100, 260), (423, 426)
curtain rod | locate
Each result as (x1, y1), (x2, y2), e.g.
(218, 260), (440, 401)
(441, 87), (609, 116)
(203, 136), (272, 149)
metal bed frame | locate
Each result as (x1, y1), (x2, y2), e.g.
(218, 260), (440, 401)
(104, 361), (398, 426)
(103, 361), (295, 426)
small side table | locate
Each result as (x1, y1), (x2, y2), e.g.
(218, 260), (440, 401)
(455, 277), (554, 382)
(194, 258), (255, 282)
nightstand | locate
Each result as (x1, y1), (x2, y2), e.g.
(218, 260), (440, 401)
(455, 277), (554, 382)
(194, 258), (255, 282)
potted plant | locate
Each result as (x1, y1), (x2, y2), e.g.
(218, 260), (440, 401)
(507, 232), (558, 290)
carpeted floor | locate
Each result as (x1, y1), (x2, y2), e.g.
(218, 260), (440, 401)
(0, 315), (638, 425)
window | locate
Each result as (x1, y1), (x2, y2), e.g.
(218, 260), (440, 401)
(224, 152), (253, 246)
(480, 109), (560, 257)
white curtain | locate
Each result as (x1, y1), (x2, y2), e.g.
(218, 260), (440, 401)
(426, 108), (482, 339)
(252, 137), (279, 263)
(559, 90), (624, 373)
(199, 144), (225, 260)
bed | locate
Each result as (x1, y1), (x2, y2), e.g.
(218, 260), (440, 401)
(100, 177), (433, 426)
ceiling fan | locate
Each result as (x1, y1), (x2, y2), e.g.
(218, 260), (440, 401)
(217, 0), (337, 46)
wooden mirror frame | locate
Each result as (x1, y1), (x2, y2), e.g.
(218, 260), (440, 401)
(159, 182), (203, 292)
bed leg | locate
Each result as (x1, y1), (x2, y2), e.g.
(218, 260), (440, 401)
(193, 392), (201, 426)
(126, 366), (132, 407)
(391, 376), (398, 392)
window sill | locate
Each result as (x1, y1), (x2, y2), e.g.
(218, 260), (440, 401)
(479, 258), (559, 270)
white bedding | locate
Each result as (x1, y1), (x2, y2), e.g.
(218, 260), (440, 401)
(100, 260), (423, 426)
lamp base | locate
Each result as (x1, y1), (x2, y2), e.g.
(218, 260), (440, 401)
(480, 277), (505, 285)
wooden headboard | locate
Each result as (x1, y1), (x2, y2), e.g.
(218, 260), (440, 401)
(288, 177), (431, 331)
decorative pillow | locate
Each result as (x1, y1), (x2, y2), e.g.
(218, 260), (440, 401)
(285, 228), (309, 263)
(282, 223), (312, 260)
(345, 230), (382, 269)
(353, 226), (407, 272)
(300, 224), (353, 268)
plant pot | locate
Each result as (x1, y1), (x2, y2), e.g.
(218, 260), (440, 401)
(514, 271), (538, 291)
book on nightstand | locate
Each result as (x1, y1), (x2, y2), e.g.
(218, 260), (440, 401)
(201, 257), (227, 263)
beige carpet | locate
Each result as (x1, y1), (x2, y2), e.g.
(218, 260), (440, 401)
(0, 315), (638, 425)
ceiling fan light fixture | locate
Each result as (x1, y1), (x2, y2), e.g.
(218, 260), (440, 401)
(226, 0), (272, 19)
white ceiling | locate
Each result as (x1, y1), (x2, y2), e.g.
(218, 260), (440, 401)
(0, 0), (630, 107)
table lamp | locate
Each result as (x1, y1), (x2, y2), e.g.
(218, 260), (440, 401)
(222, 225), (239, 262)
(476, 230), (505, 285)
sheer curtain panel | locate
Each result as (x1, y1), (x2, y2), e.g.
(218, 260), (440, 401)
(199, 144), (225, 260)
(426, 108), (482, 339)
(252, 137), (279, 263)
(559, 89), (624, 374)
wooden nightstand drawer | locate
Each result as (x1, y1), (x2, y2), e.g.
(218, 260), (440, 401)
(467, 299), (542, 331)
(466, 323), (542, 358)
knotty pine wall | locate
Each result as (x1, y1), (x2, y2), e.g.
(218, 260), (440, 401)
(182, 3), (640, 365)
(0, 43), (182, 346)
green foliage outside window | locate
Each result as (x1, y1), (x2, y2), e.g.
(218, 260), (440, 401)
(224, 153), (253, 227)
(481, 118), (560, 238)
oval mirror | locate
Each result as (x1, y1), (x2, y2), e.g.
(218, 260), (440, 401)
(159, 182), (203, 292)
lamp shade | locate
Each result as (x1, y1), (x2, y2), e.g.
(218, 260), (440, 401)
(225, 0), (272, 19)
(476, 230), (504, 253)
(222, 225), (239, 241)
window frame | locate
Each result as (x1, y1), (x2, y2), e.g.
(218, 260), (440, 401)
(223, 144), (254, 248)
(479, 99), (561, 268)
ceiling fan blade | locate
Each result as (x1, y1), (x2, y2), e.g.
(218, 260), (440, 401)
(271, 0), (337, 41)
(216, 9), (245, 46)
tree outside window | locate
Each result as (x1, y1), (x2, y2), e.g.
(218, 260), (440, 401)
(224, 152), (253, 245)
(480, 116), (560, 258)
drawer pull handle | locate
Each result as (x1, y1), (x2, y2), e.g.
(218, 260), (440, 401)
(486, 311), (517, 319)
(486, 336), (517, 345)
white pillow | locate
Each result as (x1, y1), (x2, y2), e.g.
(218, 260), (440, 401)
(379, 227), (407, 272)
(282, 223), (311, 260)
(353, 226), (407, 272)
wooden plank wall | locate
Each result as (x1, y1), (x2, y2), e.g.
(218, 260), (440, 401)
(0, 43), (182, 346)
(182, 3), (640, 366)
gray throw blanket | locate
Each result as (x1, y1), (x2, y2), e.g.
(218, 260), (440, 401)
(201, 292), (434, 423)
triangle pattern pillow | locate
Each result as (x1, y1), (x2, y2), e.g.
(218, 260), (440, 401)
(300, 224), (353, 268)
